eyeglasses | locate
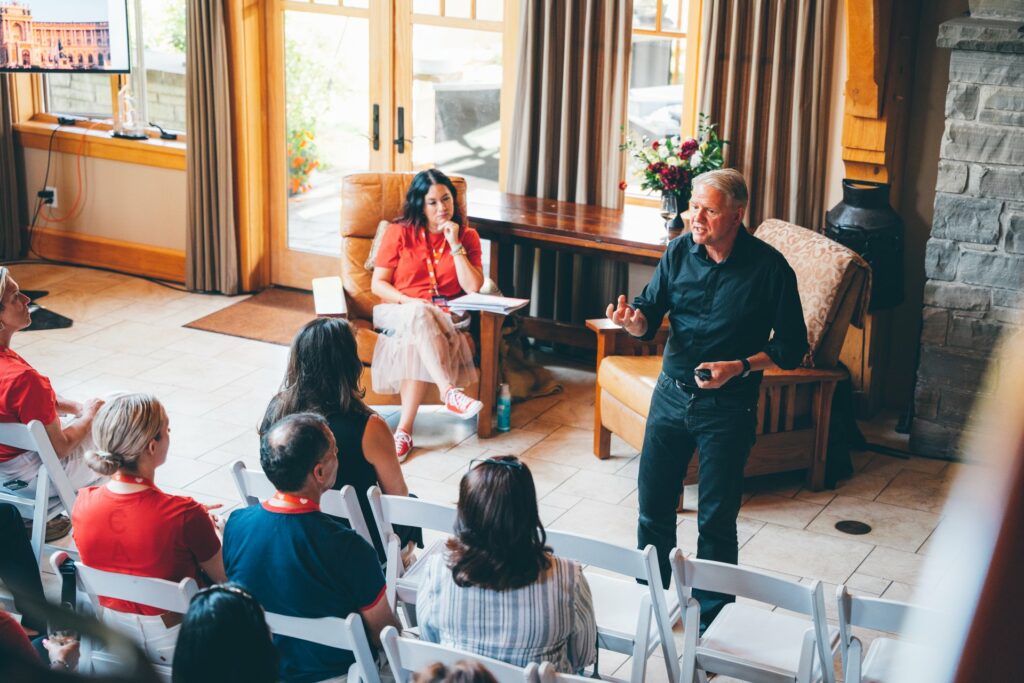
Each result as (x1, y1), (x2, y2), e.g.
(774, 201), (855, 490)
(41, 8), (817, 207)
(195, 584), (254, 601)
(467, 457), (524, 473)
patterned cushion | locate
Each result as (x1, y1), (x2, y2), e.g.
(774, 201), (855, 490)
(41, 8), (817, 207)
(363, 220), (392, 271)
(754, 219), (871, 366)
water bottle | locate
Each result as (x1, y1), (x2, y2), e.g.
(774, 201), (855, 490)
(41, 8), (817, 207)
(497, 383), (512, 432)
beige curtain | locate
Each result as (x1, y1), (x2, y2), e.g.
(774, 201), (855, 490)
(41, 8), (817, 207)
(506, 0), (632, 324)
(698, 0), (835, 230)
(0, 77), (22, 260)
(186, 0), (239, 294)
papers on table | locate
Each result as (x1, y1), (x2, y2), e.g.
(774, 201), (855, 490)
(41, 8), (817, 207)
(448, 293), (530, 315)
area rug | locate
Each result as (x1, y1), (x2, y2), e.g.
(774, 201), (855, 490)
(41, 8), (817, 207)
(184, 287), (315, 346)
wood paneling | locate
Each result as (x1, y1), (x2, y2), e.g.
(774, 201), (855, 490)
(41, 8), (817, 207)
(14, 121), (186, 171)
(29, 227), (186, 283)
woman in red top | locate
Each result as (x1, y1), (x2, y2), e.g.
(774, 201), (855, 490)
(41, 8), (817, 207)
(371, 169), (485, 460)
(72, 393), (226, 667)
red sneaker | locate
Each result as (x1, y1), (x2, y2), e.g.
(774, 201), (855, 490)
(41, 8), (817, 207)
(444, 387), (483, 420)
(394, 430), (413, 463)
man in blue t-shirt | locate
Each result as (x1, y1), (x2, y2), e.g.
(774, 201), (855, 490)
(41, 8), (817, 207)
(224, 412), (400, 683)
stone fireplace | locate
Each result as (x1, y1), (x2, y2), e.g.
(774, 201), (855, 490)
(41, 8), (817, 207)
(911, 5), (1024, 458)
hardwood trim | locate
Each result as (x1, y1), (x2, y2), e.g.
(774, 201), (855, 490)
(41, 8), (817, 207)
(410, 14), (502, 31)
(14, 121), (186, 171)
(281, 1), (369, 17)
(29, 227), (185, 283)
(680, 0), (703, 136)
(498, 0), (520, 191)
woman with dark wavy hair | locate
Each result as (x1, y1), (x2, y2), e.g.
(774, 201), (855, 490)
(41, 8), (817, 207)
(415, 456), (596, 674)
(261, 317), (420, 560)
(370, 169), (485, 461)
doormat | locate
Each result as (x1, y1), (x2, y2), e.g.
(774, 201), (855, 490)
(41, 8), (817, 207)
(183, 287), (316, 346)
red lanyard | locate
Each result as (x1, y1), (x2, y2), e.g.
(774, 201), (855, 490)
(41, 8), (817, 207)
(271, 491), (320, 512)
(420, 227), (449, 309)
(111, 471), (158, 490)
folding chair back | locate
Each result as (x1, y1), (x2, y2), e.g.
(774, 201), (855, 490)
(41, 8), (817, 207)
(0, 420), (79, 560)
(367, 486), (457, 554)
(382, 625), (532, 683)
(670, 550), (836, 683)
(230, 461), (374, 546)
(546, 529), (680, 683)
(265, 611), (382, 683)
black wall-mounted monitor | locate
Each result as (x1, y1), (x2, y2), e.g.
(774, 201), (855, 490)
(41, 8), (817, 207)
(0, 1), (130, 74)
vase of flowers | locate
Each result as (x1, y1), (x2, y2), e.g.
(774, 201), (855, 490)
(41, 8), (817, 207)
(621, 114), (727, 230)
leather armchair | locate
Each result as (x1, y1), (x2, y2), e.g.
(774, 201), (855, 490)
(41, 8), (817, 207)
(587, 219), (871, 491)
(340, 172), (503, 438)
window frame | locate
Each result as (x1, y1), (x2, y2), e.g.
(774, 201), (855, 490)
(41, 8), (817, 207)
(623, 0), (703, 207)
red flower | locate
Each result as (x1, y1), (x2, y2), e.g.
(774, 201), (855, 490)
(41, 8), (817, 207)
(680, 138), (699, 158)
(651, 140), (660, 150)
(618, 181), (628, 191)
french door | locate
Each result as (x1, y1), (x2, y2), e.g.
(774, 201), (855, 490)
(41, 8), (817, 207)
(269, 0), (516, 289)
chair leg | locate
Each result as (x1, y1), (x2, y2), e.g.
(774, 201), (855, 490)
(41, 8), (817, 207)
(805, 380), (838, 491)
(30, 469), (51, 562)
(595, 424), (612, 459)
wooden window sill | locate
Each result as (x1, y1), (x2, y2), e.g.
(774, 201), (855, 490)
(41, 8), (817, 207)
(14, 120), (186, 171)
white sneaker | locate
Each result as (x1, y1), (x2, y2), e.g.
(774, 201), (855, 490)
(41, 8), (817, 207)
(444, 386), (483, 420)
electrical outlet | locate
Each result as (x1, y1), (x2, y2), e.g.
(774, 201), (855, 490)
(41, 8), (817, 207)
(44, 186), (58, 209)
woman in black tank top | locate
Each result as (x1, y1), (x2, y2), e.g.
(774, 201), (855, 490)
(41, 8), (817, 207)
(260, 318), (421, 559)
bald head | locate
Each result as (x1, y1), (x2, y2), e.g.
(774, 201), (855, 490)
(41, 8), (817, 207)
(260, 412), (333, 492)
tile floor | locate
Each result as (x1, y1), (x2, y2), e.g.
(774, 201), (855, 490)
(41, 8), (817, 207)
(4, 263), (959, 681)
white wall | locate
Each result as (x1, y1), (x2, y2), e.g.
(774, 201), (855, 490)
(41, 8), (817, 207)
(20, 147), (187, 252)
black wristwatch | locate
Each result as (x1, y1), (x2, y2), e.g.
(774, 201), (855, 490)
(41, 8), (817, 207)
(739, 358), (751, 378)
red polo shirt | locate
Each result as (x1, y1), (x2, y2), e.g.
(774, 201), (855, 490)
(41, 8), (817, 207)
(375, 223), (483, 301)
(72, 486), (221, 615)
(0, 347), (58, 461)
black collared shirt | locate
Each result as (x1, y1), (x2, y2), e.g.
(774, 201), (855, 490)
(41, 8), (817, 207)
(632, 227), (808, 395)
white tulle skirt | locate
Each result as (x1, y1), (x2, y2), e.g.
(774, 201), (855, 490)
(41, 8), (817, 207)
(371, 302), (477, 395)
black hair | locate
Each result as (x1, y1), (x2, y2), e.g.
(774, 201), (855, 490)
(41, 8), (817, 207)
(171, 584), (277, 683)
(260, 318), (369, 436)
(399, 169), (464, 230)
(259, 412), (332, 492)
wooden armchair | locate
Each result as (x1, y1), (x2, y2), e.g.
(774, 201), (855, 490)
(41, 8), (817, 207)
(339, 173), (503, 438)
(587, 219), (870, 491)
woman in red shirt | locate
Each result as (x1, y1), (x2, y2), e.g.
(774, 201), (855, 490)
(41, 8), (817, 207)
(72, 393), (226, 667)
(371, 169), (486, 460)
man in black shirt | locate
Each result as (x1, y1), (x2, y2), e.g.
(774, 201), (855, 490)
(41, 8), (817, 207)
(608, 169), (807, 628)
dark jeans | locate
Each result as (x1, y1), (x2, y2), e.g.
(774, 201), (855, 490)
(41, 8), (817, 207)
(0, 503), (48, 633)
(637, 373), (756, 625)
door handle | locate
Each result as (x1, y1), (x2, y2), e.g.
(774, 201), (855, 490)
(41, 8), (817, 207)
(372, 104), (380, 151)
(394, 106), (410, 154)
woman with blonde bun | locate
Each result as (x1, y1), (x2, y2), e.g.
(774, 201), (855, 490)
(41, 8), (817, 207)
(71, 393), (226, 666)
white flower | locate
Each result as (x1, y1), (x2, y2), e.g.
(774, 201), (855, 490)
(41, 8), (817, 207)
(667, 156), (680, 166)
(658, 144), (670, 159)
(690, 150), (703, 168)
(644, 149), (660, 163)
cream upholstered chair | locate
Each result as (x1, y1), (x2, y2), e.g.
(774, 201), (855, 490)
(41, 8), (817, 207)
(587, 220), (870, 491)
(339, 172), (504, 438)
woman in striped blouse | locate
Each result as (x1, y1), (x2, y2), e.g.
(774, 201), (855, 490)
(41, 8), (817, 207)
(416, 456), (597, 674)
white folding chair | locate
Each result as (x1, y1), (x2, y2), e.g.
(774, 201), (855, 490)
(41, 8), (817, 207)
(50, 551), (197, 682)
(836, 585), (936, 683)
(382, 625), (534, 683)
(670, 549), (839, 683)
(534, 660), (599, 683)
(0, 420), (79, 561)
(545, 528), (680, 683)
(366, 485), (457, 622)
(264, 610), (382, 683)
(230, 460), (375, 546)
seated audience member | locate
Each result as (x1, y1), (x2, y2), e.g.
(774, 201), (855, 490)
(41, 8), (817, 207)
(0, 608), (80, 672)
(416, 456), (597, 674)
(0, 502), (48, 635)
(413, 660), (499, 683)
(370, 169), (486, 460)
(0, 267), (105, 539)
(171, 584), (277, 683)
(71, 393), (226, 666)
(261, 317), (422, 561)
(224, 413), (401, 683)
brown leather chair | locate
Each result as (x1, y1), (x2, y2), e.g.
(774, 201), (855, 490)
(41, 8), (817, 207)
(340, 172), (503, 438)
(587, 219), (871, 491)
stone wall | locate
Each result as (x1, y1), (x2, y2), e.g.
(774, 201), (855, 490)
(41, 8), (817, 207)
(912, 14), (1024, 458)
(48, 68), (186, 132)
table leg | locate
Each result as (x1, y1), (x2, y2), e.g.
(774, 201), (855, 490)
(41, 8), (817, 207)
(477, 311), (505, 439)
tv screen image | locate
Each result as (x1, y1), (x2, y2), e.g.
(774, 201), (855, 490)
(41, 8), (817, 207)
(0, 0), (130, 73)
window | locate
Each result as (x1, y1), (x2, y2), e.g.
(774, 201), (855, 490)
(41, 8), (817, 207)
(43, 0), (187, 133)
(624, 0), (699, 200)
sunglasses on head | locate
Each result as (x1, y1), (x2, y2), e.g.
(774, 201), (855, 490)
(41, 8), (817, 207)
(195, 584), (254, 601)
(467, 457), (524, 473)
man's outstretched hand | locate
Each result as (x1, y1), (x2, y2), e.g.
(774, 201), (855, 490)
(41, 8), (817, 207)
(607, 295), (648, 337)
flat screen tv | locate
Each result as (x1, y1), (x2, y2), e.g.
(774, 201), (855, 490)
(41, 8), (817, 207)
(0, 1), (130, 73)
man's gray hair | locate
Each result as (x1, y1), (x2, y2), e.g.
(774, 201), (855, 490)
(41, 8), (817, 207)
(692, 169), (749, 207)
